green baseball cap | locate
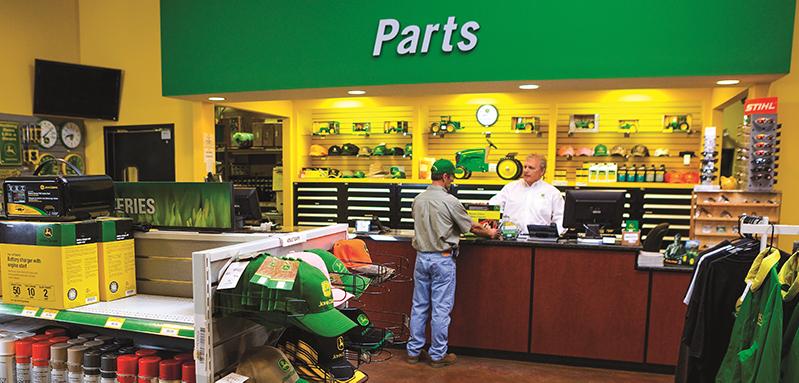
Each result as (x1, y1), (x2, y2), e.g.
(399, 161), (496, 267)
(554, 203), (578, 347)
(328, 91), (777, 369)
(593, 144), (609, 156)
(259, 258), (358, 337)
(431, 159), (455, 175)
(306, 249), (371, 298)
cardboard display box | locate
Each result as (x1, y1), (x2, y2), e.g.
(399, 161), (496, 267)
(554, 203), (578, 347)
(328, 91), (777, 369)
(0, 220), (99, 309)
(97, 217), (136, 301)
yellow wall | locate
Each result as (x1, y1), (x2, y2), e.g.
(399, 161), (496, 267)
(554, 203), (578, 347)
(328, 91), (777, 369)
(0, 1), (80, 116)
(769, 3), (799, 249)
(78, 0), (211, 181)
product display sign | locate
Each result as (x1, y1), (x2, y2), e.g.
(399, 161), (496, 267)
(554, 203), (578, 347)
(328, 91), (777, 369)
(0, 122), (21, 166)
(113, 182), (234, 230)
(161, 1), (793, 96)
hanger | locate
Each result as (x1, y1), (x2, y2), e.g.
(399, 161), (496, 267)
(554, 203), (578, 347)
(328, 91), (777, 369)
(768, 222), (776, 252)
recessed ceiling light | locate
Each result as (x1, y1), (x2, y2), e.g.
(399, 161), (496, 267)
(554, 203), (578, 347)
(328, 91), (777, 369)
(208, 96), (226, 101)
(347, 90), (366, 95)
(715, 80), (740, 85)
(519, 84), (540, 90)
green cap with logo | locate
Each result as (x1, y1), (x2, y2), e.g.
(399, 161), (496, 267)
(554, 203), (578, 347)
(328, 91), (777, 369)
(235, 346), (309, 383)
(431, 159), (455, 176)
(306, 249), (371, 298)
(593, 144), (609, 157)
(260, 259), (358, 337)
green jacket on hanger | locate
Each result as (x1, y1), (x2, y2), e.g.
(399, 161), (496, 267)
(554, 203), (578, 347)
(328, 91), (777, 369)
(716, 247), (783, 383)
(780, 252), (799, 382)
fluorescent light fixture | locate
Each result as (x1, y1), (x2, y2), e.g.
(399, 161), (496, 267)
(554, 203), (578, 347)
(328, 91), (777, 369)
(208, 96), (226, 101)
(715, 79), (740, 85)
(347, 90), (367, 95)
(518, 84), (540, 90)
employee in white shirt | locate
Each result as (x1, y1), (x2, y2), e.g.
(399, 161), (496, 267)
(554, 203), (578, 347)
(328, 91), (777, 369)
(488, 154), (565, 234)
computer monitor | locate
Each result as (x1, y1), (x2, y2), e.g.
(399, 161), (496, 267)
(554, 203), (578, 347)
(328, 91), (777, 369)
(563, 189), (625, 238)
(233, 187), (261, 222)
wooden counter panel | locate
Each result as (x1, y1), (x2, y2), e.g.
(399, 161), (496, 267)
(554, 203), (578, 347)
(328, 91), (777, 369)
(531, 248), (648, 362)
(448, 245), (533, 352)
(646, 272), (691, 366)
(358, 240), (417, 318)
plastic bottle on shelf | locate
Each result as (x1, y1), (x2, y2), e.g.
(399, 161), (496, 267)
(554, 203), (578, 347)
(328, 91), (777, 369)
(66, 340), (86, 347)
(76, 336), (97, 342)
(30, 343), (49, 383)
(44, 330), (67, 338)
(137, 357), (161, 383)
(67, 346), (88, 383)
(82, 351), (101, 383)
(627, 165), (637, 182)
(134, 351), (157, 359)
(158, 360), (181, 383)
(646, 165), (656, 182)
(656, 165), (666, 182)
(50, 343), (69, 383)
(28, 337), (49, 345)
(13, 334), (34, 341)
(100, 355), (116, 383)
(636, 165), (646, 182)
(171, 355), (192, 364)
(49, 338), (70, 346)
(112, 340), (133, 349)
(93, 337), (114, 345)
(617, 165), (627, 182)
(15, 339), (33, 383)
(115, 355), (138, 383)
(0, 338), (15, 383)
(180, 363), (194, 383)
(82, 342), (104, 351)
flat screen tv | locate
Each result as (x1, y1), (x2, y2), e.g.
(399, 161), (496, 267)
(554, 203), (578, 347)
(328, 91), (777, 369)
(33, 59), (123, 121)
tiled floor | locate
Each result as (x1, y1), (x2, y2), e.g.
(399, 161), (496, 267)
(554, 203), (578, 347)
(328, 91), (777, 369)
(359, 354), (673, 383)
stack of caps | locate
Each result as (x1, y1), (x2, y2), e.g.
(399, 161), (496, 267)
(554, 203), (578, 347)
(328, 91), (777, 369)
(277, 327), (367, 383)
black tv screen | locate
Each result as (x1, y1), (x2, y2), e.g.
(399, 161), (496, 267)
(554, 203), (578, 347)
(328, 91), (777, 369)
(33, 59), (122, 121)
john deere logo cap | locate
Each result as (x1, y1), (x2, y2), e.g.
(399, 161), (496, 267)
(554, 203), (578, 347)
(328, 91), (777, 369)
(431, 159), (455, 175)
(304, 249), (371, 298)
(593, 144), (608, 156)
(278, 358), (291, 372)
(321, 281), (332, 298)
(357, 314), (370, 327)
(337, 336), (345, 351)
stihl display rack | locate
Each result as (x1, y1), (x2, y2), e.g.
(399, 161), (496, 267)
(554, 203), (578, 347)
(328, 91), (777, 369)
(743, 97), (780, 192)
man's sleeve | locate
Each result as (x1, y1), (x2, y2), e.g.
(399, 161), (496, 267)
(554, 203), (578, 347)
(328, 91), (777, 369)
(448, 197), (474, 234)
(552, 189), (566, 234)
(488, 184), (508, 206)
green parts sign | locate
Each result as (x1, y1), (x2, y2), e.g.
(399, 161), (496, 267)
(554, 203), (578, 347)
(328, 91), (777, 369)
(373, 17), (479, 56)
(160, 0), (795, 96)
(0, 122), (21, 166)
(114, 182), (233, 230)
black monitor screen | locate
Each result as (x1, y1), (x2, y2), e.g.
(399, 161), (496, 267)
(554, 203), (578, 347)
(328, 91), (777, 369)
(563, 189), (625, 233)
(234, 187), (261, 221)
(33, 59), (122, 121)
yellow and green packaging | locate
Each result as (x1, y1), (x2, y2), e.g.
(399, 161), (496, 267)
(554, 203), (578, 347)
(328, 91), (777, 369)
(96, 217), (136, 301)
(0, 220), (99, 309)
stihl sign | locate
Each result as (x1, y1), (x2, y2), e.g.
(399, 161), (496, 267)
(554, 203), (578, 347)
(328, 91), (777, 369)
(744, 97), (778, 115)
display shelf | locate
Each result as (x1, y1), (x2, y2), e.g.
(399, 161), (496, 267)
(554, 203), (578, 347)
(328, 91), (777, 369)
(308, 156), (411, 161)
(557, 181), (697, 189)
(699, 202), (780, 207)
(692, 217), (741, 222)
(309, 132), (412, 138)
(693, 232), (738, 237)
(0, 295), (194, 339)
(217, 148), (282, 154)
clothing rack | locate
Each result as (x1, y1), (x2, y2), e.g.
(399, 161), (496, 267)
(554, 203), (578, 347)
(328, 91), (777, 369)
(740, 222), (799, 251)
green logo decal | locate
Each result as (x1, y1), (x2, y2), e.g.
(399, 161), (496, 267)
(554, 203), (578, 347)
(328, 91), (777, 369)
(357, 314), (370, 326)
(278, 358), (291, 372)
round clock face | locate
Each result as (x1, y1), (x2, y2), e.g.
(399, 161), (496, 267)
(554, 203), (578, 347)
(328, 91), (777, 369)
(61, 122), (82, 149)
(39, 120), (58, 149)
(476, 104), (499, 127)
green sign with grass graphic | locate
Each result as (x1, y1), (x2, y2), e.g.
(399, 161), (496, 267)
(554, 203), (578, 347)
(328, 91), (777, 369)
(114, 182), (234, 230)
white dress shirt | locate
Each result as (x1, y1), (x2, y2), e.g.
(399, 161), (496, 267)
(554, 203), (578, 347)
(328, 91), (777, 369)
(488, 179), (565, 234)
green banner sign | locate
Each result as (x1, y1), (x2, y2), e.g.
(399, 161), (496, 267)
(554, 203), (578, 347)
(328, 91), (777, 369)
(0, 122), (21, 166)
(114, 182), (234, 230)
(161, 0), (795, 96)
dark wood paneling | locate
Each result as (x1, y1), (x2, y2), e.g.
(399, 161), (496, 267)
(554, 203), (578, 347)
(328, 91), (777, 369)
(646, 272), (691, 366)
(531, 248), (648, 362)
(357, 240), (416, 317)
(448, 245), (533, 352)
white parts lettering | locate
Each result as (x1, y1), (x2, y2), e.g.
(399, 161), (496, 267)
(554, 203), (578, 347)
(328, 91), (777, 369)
(372, 17), (480, 56)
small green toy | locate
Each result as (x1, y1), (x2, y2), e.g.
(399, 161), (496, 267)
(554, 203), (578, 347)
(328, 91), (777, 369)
(389, 166), (406, 179)
(682, 240), (700, 266)
(232, 132), (254, 148)
(384, 121), (410, 134)
(403, 143), (413, 158)
(315, 121), (340, 135)
(453, 138), (522, 180)
(663, 115), (690, 132)
(430, 116), (464, 136)
(352, 122), (371, 135)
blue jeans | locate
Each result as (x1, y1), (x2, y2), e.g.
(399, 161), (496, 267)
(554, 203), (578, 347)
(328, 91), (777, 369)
(406, 251), (457, 361)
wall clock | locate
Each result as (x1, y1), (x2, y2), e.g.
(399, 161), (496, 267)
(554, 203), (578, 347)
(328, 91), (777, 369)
(39, 120), (57, 149)
(476, 104), (499, 127)
(61, 121), (82, 149)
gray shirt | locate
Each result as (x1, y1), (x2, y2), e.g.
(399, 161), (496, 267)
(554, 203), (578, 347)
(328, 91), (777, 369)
(411, 185), (473, 252)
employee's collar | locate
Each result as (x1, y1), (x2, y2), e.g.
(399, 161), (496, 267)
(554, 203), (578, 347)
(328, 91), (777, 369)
(522, 178), (542, 187)
(779, 252), (799, 302)
(746, 247), (781, 292)
(428, 184), (448, 192)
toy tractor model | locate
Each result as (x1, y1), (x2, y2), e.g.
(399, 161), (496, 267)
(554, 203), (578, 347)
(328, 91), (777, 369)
(430, 116), (464, 136)
(663, 115), (690, 132)
(384, 121), (410, 134)
(232, 132), (254, 148)
(315, 121), (340, 135)
(453, 139), (523, 180)
(512, 117), (539, 133)
(352, 122), (371, 135)
(574, 119), (595, 130)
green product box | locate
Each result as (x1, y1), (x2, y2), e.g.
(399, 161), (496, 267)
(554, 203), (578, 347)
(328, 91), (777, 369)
(96, 217), (136, 302)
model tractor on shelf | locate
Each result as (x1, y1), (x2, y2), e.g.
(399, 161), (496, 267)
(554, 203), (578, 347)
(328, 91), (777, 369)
(231, 132), (254, 148)
(663, 115), (690, 133)
(574, 119), (595, 130)
(453, 138), (523, 180)
(430, 116), (464, 137)
(313, 121), (340, 136)
(352, 122), (371, 135)
(384, 120), (410, 134)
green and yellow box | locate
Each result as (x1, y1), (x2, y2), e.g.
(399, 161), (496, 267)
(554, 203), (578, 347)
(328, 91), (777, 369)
(97, 217), (136, 301)
(0, 220), (99, 309)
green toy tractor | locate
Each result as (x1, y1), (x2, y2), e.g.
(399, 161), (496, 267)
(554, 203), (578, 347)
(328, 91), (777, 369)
(453, 139), (523, 180)
(430, 116), (464, 136)
(574, 120), (595, 130)
(315, 121), (340, 135)
(384, 121), (410, 134)
(663, 116), (690, 132)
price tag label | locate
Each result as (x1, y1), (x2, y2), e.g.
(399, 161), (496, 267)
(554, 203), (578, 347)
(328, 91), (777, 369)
(40, 309), (59, 320)
(21, 307), (38, 317)
(160, 326), (180, 337)
(105, 317), (126, 329)
(280, 233), (306, 247)
(215, 373), (249, 383)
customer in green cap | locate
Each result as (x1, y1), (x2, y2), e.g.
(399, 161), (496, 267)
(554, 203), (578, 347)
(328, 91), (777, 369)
(406, 158), (498, 368)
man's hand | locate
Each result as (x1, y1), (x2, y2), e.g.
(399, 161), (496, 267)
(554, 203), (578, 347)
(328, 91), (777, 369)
(470, 223), (499, 239)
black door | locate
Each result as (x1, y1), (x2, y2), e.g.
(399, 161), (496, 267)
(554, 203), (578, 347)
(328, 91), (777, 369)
(104, 124), (175, 181)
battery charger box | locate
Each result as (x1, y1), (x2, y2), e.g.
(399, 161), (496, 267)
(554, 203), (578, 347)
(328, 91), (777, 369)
(97, 217), (136, 301)
(0, 220), (100, 309)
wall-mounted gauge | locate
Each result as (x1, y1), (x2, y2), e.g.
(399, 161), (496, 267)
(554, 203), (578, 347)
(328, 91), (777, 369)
(476, 104), (499, 127)
(36, 153), (59, 175)
(39, 120), (58, 149)
(61, 121), (82, 149)
(63, 153), (85, 175)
